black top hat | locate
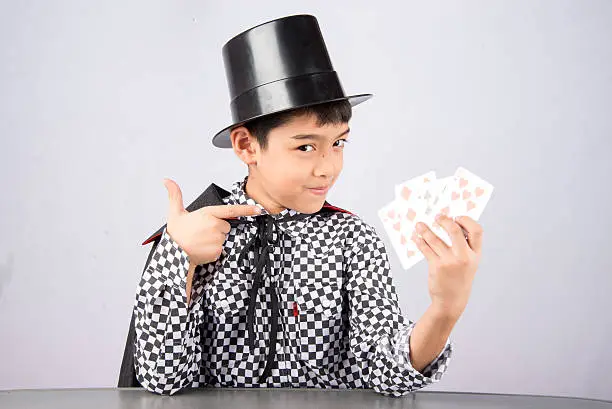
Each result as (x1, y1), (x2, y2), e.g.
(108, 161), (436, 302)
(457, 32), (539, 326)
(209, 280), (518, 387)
(211, 14), (373, 148)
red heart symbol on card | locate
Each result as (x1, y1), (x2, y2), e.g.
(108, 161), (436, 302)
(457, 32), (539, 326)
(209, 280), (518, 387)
(463, 190), (472, 200)
(393, 222), (401, 231)
(475, 187), (485, 197)
(467, 201), (476, 211)
(406, 209), (416, 221)
(459, 178), (468, 188)
(400, 235), (407, 245)
(401, 187), (412, 201)
(407, 250), (416, 257)
(388, 209), (396, 219)
(451, 191), (460, 200)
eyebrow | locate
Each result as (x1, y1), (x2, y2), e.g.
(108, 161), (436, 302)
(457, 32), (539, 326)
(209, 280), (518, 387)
(291, 128), (350, 141)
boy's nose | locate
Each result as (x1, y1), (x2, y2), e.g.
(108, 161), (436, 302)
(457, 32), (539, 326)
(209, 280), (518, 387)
(313, 153), (338, 178)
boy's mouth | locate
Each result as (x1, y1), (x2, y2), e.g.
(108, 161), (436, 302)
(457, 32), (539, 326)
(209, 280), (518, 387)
(307, 186), (330, 196)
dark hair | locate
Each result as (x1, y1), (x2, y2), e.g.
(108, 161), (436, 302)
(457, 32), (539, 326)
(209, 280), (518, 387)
(243, 99), (352, 150)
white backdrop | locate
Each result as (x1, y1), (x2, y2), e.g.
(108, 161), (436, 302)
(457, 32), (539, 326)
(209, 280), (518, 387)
(1, 0), (611, 401)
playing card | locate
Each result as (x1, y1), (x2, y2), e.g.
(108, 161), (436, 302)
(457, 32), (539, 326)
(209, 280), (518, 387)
(391, 171), (439, 269)
(380, 167), (493, 270)
(446, 167), (494, 221)
(394, 171), (436, 205)
(378, 200), (416, 269)
(418, 176), (453, 220)
(419, 167), (494, 246)
(378, 172), (436, 270)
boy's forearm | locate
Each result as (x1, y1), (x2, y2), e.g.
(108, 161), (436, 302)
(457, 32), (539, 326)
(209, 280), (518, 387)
(408, 304), (458, 372)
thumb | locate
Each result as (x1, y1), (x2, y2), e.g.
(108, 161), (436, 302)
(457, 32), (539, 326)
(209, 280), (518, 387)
(163, 178), (185, 217)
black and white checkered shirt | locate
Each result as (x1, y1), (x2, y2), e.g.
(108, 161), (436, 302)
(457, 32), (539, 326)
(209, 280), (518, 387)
(133, 177), (453, 397)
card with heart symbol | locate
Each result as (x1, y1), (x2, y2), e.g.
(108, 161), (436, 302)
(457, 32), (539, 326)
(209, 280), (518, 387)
(446, 167), (494, 221)
(379, 167), (494, 270)
(378, 200), (416, 269)
(417, 167), (494, 247)
(380, 173), (436, 270)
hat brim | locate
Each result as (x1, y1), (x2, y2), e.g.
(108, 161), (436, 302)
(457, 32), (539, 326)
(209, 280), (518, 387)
(211, 93), (373, 149)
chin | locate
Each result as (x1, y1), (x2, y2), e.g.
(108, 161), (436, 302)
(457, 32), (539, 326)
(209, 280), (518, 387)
(295, 199), (326, 214)
(282, 189), (330, 214)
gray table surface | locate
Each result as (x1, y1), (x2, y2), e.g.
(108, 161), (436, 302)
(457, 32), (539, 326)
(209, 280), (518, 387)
(1, 388), (610, 409)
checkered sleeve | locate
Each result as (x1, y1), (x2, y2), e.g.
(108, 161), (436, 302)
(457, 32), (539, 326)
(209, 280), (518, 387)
(345, 223), (453, 397)
(133, 227), (204, 395)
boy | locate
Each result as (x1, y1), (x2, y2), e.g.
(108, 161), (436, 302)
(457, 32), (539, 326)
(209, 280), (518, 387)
(124, 14), (483, 397)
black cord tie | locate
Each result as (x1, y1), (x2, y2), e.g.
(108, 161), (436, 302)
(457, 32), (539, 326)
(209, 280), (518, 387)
(231, 212), (311, 382)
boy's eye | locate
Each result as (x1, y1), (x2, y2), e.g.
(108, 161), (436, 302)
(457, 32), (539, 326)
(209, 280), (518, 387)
(297, 139), (348, 152)
(298, 145), (314, 152)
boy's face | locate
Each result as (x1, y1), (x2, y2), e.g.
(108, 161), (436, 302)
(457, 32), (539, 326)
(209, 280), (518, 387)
(231, 114), (350, 214)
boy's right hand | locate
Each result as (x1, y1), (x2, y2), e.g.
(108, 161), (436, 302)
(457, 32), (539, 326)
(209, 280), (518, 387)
(163, 178), (262, 266)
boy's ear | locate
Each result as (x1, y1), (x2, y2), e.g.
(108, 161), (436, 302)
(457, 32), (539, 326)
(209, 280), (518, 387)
(230, 126), (258, 165)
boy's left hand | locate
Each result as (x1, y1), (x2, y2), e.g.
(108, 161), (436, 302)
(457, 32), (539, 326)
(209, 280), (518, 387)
(413, 214), (483, 320)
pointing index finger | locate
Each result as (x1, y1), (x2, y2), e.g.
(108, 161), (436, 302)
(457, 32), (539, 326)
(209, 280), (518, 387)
(201, 204), (262, 219)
